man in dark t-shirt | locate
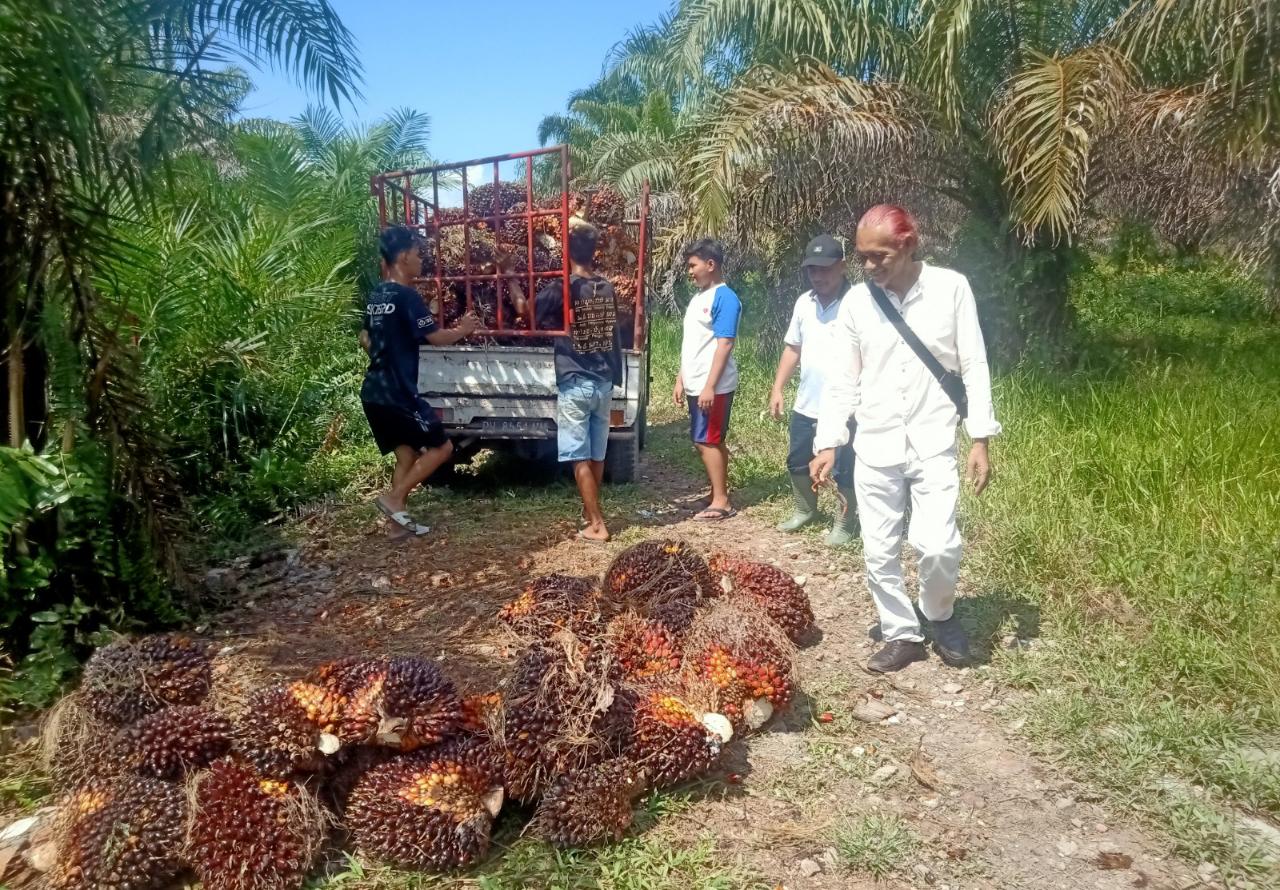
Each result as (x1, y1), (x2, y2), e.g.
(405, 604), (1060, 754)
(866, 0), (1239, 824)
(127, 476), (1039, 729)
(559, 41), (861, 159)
(360, 226), (479, 537)
(528, 224), (622, 542)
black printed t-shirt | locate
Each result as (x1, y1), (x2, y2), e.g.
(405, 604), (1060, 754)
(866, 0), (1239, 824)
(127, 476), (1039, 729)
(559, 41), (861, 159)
(534, 274), (623, 387)
(360, 281), (438, 411)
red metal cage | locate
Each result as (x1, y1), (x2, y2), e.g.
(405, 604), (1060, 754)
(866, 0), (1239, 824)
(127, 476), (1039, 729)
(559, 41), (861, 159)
(369, 145), (649, 343)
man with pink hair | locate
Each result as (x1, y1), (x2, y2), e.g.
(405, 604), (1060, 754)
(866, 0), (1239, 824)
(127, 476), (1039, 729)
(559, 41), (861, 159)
(810, 205), (1001, 673)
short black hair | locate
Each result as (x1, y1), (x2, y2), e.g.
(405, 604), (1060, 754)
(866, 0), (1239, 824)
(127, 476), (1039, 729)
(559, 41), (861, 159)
(684, 238), (726, 269)
(379, 226), (419, 265)
(568, 224), (599, 267)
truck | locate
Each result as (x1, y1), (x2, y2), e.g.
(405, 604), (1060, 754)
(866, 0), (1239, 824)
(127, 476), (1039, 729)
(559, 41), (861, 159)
(369, 146), (650, 481)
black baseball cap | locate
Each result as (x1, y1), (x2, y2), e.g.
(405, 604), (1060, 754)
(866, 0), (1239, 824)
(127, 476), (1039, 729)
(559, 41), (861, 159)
(801, 234), (844, 267)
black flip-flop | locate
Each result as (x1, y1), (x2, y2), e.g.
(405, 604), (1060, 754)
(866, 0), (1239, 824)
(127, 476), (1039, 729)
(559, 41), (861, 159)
(693, 507), (738, 522)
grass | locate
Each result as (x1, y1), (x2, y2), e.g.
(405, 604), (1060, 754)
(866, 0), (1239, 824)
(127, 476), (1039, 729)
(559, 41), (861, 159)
(833, 814), (918, 879)
(311, 792), (768, 890)
(648, 256), (1280, 878)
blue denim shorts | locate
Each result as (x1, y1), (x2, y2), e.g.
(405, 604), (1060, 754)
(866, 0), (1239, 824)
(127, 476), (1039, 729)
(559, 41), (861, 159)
(557, 376), (612, 462)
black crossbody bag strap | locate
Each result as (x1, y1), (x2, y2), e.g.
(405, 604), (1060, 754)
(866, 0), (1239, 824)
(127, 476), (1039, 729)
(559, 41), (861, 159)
(866, 280), (968, 418)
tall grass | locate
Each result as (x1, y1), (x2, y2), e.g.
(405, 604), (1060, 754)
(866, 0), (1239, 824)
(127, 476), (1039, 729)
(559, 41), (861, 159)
(647, 257), (1280, 875)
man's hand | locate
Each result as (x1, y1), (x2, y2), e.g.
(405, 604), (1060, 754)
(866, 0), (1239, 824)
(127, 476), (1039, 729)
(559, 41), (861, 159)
(673, 376), (685, 407)
(967, 440), (992, 496)
(359, 329), (371, 354)
(697, 386), (715, 413)
(456, 311), (481, 336)
(768, 389), (785, 420)
(809, 449), (837, 486)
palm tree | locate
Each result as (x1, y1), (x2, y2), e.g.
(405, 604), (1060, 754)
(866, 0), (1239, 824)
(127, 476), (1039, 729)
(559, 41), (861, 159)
(0, 0), (361, 689)
(594, 0), (1279, 344)
(1, 0), (360, 454)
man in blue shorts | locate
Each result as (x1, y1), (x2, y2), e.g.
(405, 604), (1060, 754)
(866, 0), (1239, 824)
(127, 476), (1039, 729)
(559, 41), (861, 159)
(533, 224), (623, 542)
(360, 226), (479, 537)
(674, 239), (742, 521)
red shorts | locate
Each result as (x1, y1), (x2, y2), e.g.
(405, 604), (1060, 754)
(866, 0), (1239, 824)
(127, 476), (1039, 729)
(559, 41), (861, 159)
(687, 392), (733, 445)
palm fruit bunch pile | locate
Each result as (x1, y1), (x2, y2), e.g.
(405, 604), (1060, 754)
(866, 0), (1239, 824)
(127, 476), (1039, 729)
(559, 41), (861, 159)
(410, 180), (641, 336)
(604, 539), (719, 634)
(33, 541), (812, 883)
(346, 739), (502, 870)
(709, 551), (816, 643)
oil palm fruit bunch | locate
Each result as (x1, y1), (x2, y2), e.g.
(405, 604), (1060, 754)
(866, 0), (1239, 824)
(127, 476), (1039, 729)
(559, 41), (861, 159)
(468, 181), (526, 219)
(626, 691), (728, 788)
(498, 574), (601, 640)
(609, 272), (638, 310)
(709, 553), (815, 643)
(694, 643), (758, 728)
(310, 657), (385, 744)
(492, 693), (564, 802)
(531, 757), (649, 848)
(604, 540), (718, 634)
(233, 682), (342, 779)
(694, 642), (793, 730)
(189, 758), (327, 890)
(81, 635), (213, 725)
(586, 185), (626, 226)
(311, 656), (462, 751)
(122, 705), (232, 781)
(346, 739), (503, 871)
(607, 614), (681, 682)
(46, 775), (187, 890)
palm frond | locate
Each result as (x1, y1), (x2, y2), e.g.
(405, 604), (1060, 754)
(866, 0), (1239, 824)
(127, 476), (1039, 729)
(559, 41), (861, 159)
(293, 105), (345, 163)
(685, 62), (933, 230)
(992, 46), (1132, 242)
(370, 107), (431, 169)
(1117, 0), (1279, 153)
(190, 0), (362, 107)
(589, 132), (682, 196)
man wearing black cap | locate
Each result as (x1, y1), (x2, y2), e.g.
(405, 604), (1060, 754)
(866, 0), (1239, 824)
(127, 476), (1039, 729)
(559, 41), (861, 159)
(768, 234), (858, 546)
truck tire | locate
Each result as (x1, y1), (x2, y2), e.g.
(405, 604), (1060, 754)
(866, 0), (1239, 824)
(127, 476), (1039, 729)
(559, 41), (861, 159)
(604, 432), (639, 484)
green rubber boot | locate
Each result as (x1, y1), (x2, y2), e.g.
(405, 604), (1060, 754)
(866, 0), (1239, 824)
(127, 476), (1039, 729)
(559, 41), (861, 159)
(776, 473), (819, 532)
(826, 487), (859, 546)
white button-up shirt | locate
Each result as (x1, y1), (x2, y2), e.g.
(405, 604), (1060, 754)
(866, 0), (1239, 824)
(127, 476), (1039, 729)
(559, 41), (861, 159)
(784, 286), (850, 418)
(814, 263), (1001, 467)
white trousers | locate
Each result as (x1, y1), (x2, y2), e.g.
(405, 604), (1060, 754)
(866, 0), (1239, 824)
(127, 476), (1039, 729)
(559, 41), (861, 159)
(854, 447), (962, 643)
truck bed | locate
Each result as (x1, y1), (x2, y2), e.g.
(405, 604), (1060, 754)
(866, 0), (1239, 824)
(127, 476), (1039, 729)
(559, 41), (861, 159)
(417, 345), (643, 439)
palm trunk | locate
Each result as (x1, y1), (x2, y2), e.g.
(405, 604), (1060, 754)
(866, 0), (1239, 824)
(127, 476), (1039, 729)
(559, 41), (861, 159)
(4, 270), (23, 447)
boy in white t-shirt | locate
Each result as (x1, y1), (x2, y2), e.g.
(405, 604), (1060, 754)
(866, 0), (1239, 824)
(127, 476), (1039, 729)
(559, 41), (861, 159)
(673, 239), (742, 521)
(769, 234), (858, 545)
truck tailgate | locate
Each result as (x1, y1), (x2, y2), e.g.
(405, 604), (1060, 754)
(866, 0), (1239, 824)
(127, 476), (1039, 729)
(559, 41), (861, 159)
(418, 345), (643, 437)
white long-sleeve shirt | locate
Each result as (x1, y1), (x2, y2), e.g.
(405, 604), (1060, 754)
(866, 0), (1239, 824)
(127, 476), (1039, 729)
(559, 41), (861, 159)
(814, 263), (1001, 467)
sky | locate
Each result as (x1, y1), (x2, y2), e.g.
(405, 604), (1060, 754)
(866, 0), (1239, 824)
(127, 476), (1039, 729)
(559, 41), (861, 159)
(240, 0), (671, 164)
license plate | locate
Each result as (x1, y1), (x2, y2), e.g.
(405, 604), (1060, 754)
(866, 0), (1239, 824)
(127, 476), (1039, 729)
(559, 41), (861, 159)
(478, 418), (551, 436)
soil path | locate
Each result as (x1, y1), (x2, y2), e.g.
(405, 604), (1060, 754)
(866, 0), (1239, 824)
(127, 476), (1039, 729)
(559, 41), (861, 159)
(208, 458), (1201, 890)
